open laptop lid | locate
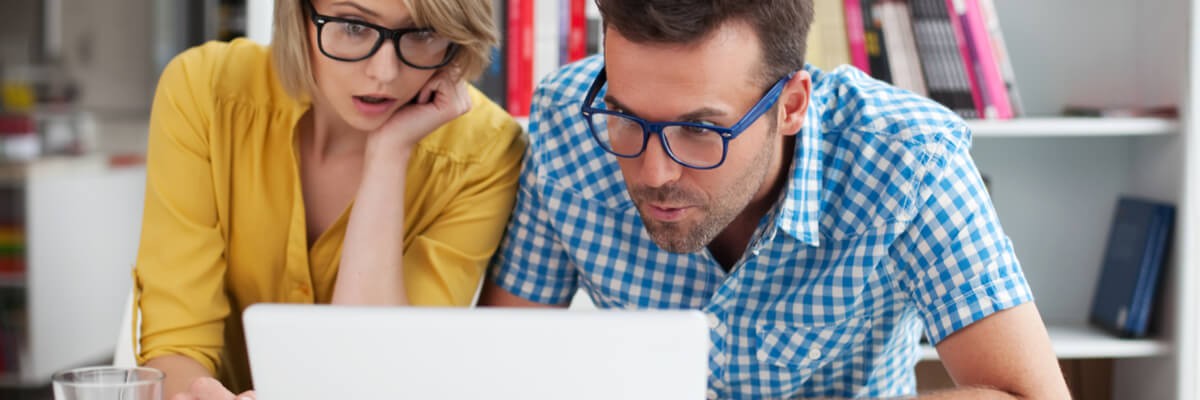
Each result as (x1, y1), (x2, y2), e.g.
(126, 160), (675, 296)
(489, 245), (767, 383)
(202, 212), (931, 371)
(243, 304), (709, 400)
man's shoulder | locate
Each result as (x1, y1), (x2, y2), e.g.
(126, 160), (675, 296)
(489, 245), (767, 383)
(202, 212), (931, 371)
(524, 55), (628, 205)
(532, 55), (605, 108)
(813, 65), (971, 153)
(812, 66), (974, 234)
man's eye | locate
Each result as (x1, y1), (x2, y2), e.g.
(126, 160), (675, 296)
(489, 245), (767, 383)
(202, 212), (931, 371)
(681, 121), (719, 134)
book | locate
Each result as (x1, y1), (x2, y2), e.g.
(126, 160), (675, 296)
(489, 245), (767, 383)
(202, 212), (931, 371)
(945, 0), (1013, 119)
(943, 0), (985, 118)
(1089, 196), (1175, 338)
(565, 0), (588, 63)
(808, 0), (852, 70)
(876, 0), (926, 95)
(533, 0), (560, 92)
(585, 0), (603, 55)
(911, 0), (978, 118)
(474, 0), (508, 107)
(860, 0), (893, 83)
(843, 0), (872, 74)
(977, 0), (1024, 116)
(505, 0), (534, 117)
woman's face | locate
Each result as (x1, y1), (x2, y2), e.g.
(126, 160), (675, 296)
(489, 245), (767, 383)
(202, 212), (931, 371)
(306, 0), (448, 132)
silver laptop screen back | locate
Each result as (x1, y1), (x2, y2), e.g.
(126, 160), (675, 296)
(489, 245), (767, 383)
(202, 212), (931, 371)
(243, 304), (709, 400)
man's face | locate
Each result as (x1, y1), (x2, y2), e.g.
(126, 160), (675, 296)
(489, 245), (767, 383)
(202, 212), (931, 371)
(602, 22), (793, 253)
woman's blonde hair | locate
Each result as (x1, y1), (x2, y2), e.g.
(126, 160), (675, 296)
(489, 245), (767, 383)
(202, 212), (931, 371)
(271, 0), (497, 101)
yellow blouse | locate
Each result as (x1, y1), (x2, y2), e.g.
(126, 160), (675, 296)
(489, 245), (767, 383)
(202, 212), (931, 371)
(133, 39), (524, 391)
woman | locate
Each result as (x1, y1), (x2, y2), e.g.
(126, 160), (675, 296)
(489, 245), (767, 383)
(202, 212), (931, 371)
(132, 0), (523, 397)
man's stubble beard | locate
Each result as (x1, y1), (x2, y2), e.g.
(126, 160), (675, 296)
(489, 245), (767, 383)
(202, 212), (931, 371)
(633, 126), (778, 253)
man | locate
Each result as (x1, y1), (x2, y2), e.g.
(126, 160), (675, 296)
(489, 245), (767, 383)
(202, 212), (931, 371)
(482, 0), (1071, 398)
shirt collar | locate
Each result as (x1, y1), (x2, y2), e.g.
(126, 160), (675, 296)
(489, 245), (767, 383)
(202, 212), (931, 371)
(773, 65), (826, 247)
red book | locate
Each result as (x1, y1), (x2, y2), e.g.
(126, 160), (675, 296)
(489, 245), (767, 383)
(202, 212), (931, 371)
(506, 0), (534, 117)
(566, 0), (588, 62)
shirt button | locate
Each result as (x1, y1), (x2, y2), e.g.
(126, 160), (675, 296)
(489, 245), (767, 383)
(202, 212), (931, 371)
(807, 348), (822, 360)
(297, 284), (312, 297)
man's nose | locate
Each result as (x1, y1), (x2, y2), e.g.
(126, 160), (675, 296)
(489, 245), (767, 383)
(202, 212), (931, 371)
(635, 133), (684, 188)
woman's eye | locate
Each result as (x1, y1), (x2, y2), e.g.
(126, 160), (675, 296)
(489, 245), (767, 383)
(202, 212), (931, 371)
(410, 30), (435, 41)
(343, 23), (368, 36)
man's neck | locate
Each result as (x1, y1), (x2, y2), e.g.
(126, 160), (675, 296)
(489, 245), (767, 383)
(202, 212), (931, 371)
(708, 135), (796, 271)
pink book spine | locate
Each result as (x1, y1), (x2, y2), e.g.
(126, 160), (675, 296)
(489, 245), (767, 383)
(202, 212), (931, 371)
(944, 0), (984, 118)
(843, 0), (871, 74)
(959, 0), (1012, 119)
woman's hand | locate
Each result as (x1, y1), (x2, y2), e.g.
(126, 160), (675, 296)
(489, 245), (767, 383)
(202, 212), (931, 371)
(171, 377), (256, 400)
(367, 67), (472, 155)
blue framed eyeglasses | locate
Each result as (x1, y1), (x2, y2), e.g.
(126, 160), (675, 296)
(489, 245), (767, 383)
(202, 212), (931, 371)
(580, 67), (795, 169)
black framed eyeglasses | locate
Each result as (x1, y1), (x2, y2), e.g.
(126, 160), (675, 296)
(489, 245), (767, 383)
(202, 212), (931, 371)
(304, 0), (458, 69)
(580, 67), (795, 170)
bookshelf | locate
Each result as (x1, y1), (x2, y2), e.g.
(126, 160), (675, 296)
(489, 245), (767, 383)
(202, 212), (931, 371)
(949, 0), (1195, 398)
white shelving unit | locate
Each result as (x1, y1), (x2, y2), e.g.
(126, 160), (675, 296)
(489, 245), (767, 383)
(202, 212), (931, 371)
(954, 0), (1196, 398)
(0, 156), (145, 386)
(968, 117), (1179, 138)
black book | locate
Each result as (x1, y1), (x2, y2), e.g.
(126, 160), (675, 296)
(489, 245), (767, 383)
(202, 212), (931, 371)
(1089, 196), (1175, 338)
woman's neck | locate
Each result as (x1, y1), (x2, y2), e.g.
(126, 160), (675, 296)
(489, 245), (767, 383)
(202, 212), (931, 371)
(303, 97), (369, 162)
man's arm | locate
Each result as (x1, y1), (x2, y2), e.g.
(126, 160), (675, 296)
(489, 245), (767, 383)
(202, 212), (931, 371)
(916, 303), (1070, 399)
(478, 278), (568, 308)
(884, 123), (1069, 399)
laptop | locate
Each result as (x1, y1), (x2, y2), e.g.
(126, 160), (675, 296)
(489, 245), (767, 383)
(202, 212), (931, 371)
(243, 304), (710, 400)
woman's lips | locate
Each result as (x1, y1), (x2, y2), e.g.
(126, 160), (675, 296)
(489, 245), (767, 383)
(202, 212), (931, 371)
(352, 95), (398, 116)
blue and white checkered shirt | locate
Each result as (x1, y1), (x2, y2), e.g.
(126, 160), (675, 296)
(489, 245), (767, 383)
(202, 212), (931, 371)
(491, 56), (1034, 399)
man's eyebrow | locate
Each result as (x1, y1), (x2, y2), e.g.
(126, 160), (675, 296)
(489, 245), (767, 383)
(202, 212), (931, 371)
(602, 95), (729, 123)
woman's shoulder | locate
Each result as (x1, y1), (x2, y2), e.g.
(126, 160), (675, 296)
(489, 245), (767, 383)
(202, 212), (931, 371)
(417, 86), (526, 165)
(163, 39), (292, 108)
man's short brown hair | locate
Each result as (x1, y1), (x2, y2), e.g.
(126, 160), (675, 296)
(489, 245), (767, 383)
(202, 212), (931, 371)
(595, 0), (813, 86)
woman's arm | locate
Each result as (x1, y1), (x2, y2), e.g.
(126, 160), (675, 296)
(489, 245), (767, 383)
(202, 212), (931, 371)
(136, 44), (231, 398)
(332, 70), (474, 305)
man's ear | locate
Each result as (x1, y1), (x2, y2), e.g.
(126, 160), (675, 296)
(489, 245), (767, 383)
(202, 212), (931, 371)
(777, 70), (812, 137)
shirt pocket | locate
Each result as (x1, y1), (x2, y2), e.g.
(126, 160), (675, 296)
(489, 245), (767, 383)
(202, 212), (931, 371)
(755, 317), (870, 374)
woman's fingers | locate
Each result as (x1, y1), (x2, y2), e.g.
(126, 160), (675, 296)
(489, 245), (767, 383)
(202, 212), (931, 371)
(186, 377), (236, 400)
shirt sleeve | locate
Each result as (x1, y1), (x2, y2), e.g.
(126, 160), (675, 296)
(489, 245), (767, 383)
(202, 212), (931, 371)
(890, 129), (1034, 345)
(134, 45), (230, 374)
(402, 112), (527, 306)
(487, 85), (579, 306)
